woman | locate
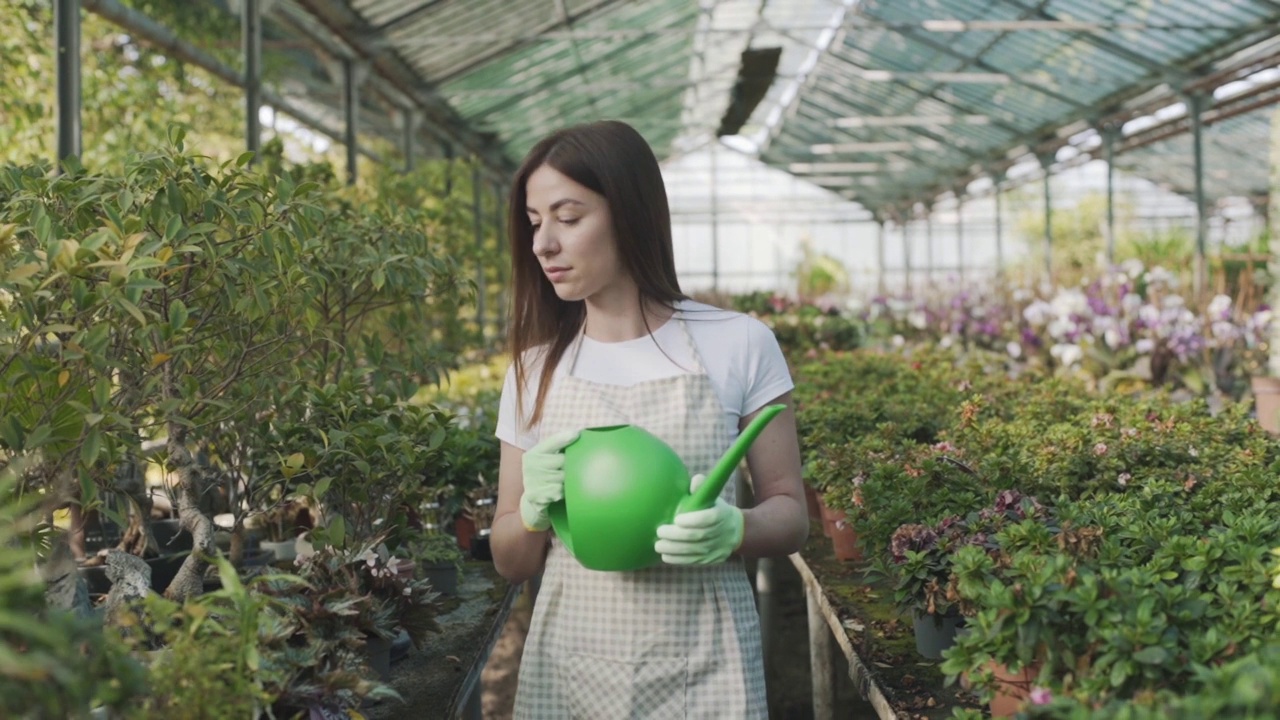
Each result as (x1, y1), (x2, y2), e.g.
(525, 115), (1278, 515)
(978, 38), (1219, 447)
(492, 120), (807, 718)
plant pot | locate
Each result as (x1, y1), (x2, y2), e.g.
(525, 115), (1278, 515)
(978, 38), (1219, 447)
(825, 509), (861, 561)
(1253, 376), (1280, 434)
(454, 514), (476, 552)
(151, 518), (193, 554)
(912, 609), (964, 660)
(817, 495), (836, 538)
(422, 562), (459, 596)
(148, 552), (188, 594)
(259, 538), (297, 564)
(987, 660), (1041, 718)
(362, 633), (392, 683)
(471, 529), (492, 562)
(803, 484), (822, 522)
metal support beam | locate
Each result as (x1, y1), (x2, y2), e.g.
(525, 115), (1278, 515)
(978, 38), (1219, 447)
(1039, 154), (1055, 283)
(242, 0), (263, 160)
(710, 142), (720, 293)
(494, 181), (507, 340)
(992, 171), (1005, 279)
(342, 59), (368, 185)
(924, 204), (935, 285)
(902, 216), (914, 297)
(401, 109), (420, 173)
(876, 221), (886, 295)
(55, 0), (82, 172)
(83, 0), (385, 165)
(1102, 123), (1119, 265)
(1188, 91), (1209, 299)
(954, 192), (965, 284)
(473, 164), (487, 344)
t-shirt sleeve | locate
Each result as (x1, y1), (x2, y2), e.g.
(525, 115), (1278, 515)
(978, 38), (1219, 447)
(496, 363), (540, 451)
(742, 316), (794, 415)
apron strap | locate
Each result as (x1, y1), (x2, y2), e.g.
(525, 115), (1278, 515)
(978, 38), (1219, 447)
(675, 316), (709, 375)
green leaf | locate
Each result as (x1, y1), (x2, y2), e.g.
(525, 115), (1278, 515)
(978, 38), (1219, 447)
(164, 215), (182, 241)
(116, 297), (147, 325)
(329, 515), (345, 548)
(35, 214), (52, 244)
(313, 476), (331, 498)
(236, 151), (256, 167)
(25, 424), (51, 449)
(371, 267), (385, 290)
(1132, 646), (1169, 665)
(169, 299), (189, 333)
(80, 427), (102, 466)
(166, 180), (186, 214)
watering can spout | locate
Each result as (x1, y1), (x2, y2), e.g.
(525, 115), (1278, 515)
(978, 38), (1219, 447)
(678, 403), (787, 514)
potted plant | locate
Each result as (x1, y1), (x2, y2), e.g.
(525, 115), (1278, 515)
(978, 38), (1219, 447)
(289, 536), (443, 683)
(403, 530), (466, 596)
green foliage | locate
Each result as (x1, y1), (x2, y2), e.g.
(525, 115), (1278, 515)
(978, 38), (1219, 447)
(1021, 645), (1280, 719)
(269, 379), (451, 554)
(792, 239), (850, 300)
(0, 466), (144, 718)
(2, 0), (248, 169)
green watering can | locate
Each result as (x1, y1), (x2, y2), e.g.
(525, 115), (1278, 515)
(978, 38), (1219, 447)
(547, 403), (787, 572)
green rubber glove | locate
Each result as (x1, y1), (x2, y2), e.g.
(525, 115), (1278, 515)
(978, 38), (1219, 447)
(654, 474), (745, 565)
(519, 430), (580, 532)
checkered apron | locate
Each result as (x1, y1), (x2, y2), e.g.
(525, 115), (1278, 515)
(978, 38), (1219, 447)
(513, 318), (767, 719)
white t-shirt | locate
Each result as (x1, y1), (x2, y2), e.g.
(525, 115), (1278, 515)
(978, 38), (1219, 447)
(496, 300), (794, 450)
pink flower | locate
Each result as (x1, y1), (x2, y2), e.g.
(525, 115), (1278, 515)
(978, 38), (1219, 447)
(1118, 472), (1131, 487)
(1093, 442), (1108, 456)
(1030, 687), (1052, 706)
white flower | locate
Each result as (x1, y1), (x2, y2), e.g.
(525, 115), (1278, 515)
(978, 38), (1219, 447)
(892, 334), (905, 348)
(1161, 294), (1185, 310)
(1047, 318), (1075, 341)
(1146, 266), (1174, 285)
(1104, 327), (1124, 349)
(940, 335), (955, 349)
(1023, 300), (1054, 327)
(1135, 338), (1156, 354)
(1006, 341), (1022, 359)
(1050, 289), (1089, 318)
(1013, 288), (1033, 302)
(1207, 294), (1232, 319)
(1189, 446), (1199, 458)
(1121, 293), (1143, 315)
(907, 310), (928, 330)
(0, 288), (12, 310)
(1050, 343), (1083, 367)
(1120, 258), (1145, 278)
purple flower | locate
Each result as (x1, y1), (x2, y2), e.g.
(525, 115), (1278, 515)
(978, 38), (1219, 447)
(1030, 687), (1052, 706)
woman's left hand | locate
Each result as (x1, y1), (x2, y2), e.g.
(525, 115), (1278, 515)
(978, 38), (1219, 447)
(654, 474), (745, 565)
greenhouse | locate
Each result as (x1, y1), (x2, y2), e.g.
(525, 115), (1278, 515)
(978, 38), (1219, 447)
(6, 0), (1280, 718)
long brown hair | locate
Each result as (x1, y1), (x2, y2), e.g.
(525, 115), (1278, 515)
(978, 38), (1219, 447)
(507, 120), (685, 430)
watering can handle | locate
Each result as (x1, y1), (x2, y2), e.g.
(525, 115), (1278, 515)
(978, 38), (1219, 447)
(679, 403), (788, 513)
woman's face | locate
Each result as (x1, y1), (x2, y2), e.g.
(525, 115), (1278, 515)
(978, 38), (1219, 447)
(525, 163), (631, 304)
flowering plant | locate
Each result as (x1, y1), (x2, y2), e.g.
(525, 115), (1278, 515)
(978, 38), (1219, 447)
(291, 536), (442, 648)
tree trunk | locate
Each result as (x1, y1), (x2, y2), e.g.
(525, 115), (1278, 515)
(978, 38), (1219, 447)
(162, 425), (216, 602)
(115, 456), (158, 558)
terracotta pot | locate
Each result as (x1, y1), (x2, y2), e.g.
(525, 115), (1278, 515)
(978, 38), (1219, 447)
(828, 512), (862, 561)
(987, 660), (1041, 718)
(817, 496), (837, 538)
(1253, 376), (1280, 435)
(803, 484), (823, 522)
(454, 514), (476, 552)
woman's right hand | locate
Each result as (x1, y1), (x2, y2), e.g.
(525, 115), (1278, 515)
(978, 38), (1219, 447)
(518, 430), (579, 531)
